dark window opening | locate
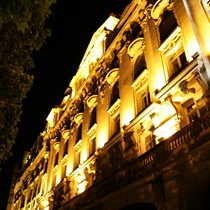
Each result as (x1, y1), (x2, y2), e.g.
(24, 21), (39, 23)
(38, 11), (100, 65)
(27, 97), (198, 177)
(89, 138), (96, 157)
(110, 81), (119, 107)
(89, 107), (97, 129)
(76, 124), (82, 143)
(134, 54), (146, 80)
(159, 10), (178, 43)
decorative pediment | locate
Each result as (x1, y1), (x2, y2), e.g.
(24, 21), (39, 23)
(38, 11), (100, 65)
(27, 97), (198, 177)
(151, 0), (174, 20)
(106, 68), (119, 85)
(54, 142), (60, 151)
(62, 129), (71, 140)
(74, 113), (83, 125)
(127, 38), (145, 58)
(87, 95), (98, 109)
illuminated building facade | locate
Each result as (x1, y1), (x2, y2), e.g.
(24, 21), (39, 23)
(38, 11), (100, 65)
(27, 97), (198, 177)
(11, 0), (210, 209)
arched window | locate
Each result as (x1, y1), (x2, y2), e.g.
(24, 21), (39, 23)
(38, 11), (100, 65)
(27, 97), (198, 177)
(110, 81), (119, 107)
(89, 106), (97, 129)
(159, 10), (178, 43)
(76, 123), (82, 143)
(134, 53), (146, 80)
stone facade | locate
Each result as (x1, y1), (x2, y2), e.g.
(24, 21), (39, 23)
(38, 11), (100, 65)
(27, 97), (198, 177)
(11, 0), (210, 209)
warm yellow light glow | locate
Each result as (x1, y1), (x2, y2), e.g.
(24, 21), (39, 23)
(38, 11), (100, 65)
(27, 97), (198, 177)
(105, 15), (119, 31)
(154, 115), (180, 140)
(97, 129), (107, 148)
(153, 71), (166, 92)
(42, 199), (49, 208)
(122, 108), (134, 126)
(151, 113), (160, 128)
(56, 173), (61, 186)
(81, 150), (87, 164)
(46, 108), (56, 127)
(78, 180), (87, 194)
(187, 37), (200, 60)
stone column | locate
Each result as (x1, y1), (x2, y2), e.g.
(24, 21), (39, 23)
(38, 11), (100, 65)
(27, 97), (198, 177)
(182, 0), (210, 86)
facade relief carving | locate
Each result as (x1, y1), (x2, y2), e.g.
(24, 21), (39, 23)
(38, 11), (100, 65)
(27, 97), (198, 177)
(123, 131), (138, 162)
(61, 178), (71, 204)
(151, 0), (174, 24)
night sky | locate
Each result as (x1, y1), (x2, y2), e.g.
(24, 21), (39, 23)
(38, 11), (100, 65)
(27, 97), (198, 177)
(0, 0), (131, 209)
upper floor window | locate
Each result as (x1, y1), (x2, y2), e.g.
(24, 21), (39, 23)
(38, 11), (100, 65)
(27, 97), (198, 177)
(183, 98), (208, 123)
(89, 106), (97, 129)
(159, 10), (178, 43)
(110, 81), (119, 107)
(134, 53), (146, 81)
(159, 27), (187, 82)
(107, 98), (121, 139)
(132, 69), (150, 115)
(76, 123), (82, 143)
(167, 45), (187, 81)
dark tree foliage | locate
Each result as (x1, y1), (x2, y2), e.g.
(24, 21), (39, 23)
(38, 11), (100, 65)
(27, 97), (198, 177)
(0, 0), (57, 166)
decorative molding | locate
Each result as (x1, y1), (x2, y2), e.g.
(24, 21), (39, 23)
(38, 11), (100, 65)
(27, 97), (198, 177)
(107, 98), (121, 118)
(127, 37), (145, 58)
(61, 129), (71, 141)
(151, 0), (174, 21)
(105, 68), (119, 85)
(131, 69), (149, 93)
(74, 113), (83, 125)
(87, 123), (97, 138)
(73, 139), (82, 152)
(158, 26), (181, 54)
(54, 142), (60, 151)
(87, 95), (98, 109)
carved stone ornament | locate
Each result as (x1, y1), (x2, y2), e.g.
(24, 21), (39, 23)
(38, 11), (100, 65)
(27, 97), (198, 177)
(74, 112), (83, 125)
(62, 129), (71, 140)
(127, 38), (145, 58)
(87, 95), (98, 109)
(105, 68), (119, 85)
(107, 99), (120, 118)
(54, 142), (60, 151)
(151, 0), (174, 20)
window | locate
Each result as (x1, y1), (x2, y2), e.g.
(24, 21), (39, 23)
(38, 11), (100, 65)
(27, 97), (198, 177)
(63, 141), (68, 157)
(89, 107), (97, 129)
(167, 45), (187, 81)
(134, 53), (146, 80)
(110, 81), (119, 107)
(159, 10), (178, 43)
(76, 123), (82, 143)
(159, 27), (187, 82)
(145, 135), (155, 152)
(108, 98), (121, 139)
(89, 137), (96, 157)
(74, 150), (80, 170)
(73, 139), (82, 170)
(113, 114), (120, 137)
(132, 68), (150, 115)
(184, 99), (208, 123)
(54, 151), (59, 167)
(135, 88), (151, 115)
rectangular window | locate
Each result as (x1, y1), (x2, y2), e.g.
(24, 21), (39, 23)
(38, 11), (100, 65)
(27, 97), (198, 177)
(74, 150), (80, 170)
(142, 89), (151, 109)
(54, 152), (59, 167)
(167, 47), (187, 80)
(89, 137), (96, 157)
(145, 135), (155, 151)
